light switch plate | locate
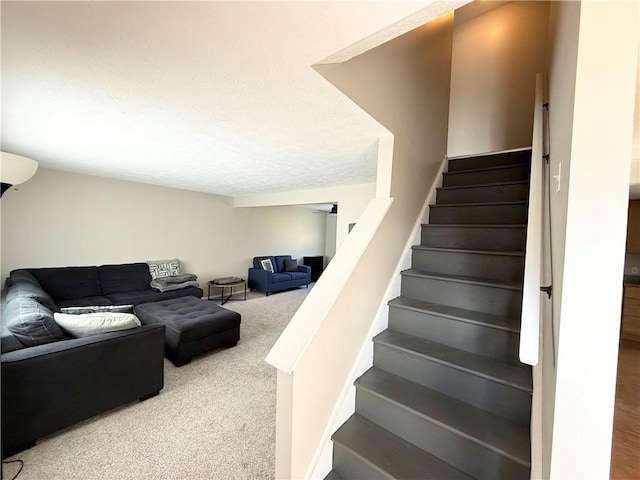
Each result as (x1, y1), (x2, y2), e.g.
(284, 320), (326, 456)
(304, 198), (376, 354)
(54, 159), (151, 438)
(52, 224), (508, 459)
(553, 162), (562, 193)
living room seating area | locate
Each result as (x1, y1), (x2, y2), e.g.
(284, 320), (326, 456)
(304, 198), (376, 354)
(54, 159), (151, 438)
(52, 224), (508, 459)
(0, 260), (242, 458)
(248, 255), (311, 295)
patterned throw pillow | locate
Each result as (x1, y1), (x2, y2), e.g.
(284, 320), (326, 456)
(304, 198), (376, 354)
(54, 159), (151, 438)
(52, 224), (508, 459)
(260, 259), (274, 273)
(146, 259), (180, 279)
(60, 305), (134, 315)
(284, 259), (298, 272)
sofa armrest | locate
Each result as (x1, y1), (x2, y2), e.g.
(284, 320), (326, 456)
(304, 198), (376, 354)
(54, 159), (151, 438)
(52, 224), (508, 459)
(248, 267), (272, 292)
(1, 324), (165, 457)
(297, 265), (311, 276)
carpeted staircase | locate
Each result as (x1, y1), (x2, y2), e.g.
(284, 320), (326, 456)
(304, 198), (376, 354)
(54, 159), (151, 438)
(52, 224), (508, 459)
(326, 149), (533, 479)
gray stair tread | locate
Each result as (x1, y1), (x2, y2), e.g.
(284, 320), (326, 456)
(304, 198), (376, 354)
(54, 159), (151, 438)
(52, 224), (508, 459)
(357, 368), (531, 466)
(389, 296), (520, 333)
(412, 245), (524, 257)
(437, 180), (529, 191)
(333, 414), (474, 480)
(374, 330), (532, 392)
(431, 200), (528, 207)
(401, 269), (522, 291)
(324, 470), (344, 480)
(421, 224), (526, 228)
(443, 163), (530, 175)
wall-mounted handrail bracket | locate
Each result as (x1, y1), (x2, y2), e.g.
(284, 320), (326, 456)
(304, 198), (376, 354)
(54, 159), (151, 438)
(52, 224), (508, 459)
(540, 285), (553, 299)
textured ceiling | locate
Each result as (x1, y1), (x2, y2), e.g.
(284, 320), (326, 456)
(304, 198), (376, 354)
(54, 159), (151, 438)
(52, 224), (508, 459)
(1, 1), (433, 196)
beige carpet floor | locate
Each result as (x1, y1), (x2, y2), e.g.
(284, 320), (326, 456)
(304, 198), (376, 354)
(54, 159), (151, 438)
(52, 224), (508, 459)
(3, 287), (310, 480)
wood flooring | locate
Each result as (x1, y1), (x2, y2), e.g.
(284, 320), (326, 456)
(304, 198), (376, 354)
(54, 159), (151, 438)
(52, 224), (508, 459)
(610, 339), (640, 479)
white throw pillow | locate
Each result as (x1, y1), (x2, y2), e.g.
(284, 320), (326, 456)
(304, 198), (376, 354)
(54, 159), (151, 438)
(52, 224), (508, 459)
(53, 312), (141, 338)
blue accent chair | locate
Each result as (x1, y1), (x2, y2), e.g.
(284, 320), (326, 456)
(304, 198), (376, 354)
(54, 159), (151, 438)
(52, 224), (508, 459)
(248, 255), (311, 295)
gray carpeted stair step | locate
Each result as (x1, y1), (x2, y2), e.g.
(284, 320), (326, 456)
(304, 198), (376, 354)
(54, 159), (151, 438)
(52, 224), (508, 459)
(420, 224), (526, 251)
(355, 368), (531, 480)
(373, 330), (532, 424)
(429, 201), (528, 225)
(436, 181), (529, 204)
(388, 297), (521, 363)
(411, 246), (524, 282)
(331, 414), (474, 480)
(442, 163), (530, 187)
(447, 149), (532, 172)
(400, 269), (523, 317)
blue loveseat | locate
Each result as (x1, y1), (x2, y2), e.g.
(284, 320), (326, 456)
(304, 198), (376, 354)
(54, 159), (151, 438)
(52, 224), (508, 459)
(248, 255), (311, 295)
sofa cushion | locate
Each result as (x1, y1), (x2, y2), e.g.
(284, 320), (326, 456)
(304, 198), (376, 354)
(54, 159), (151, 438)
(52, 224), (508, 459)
(106, 286), (203, 306)
(274, 256), (292, 273)
(6, 279), (59, 312)
(55, 296), (113, 308)
(146, 259), (180, 279)
(26, 266), (102, 301)
(1, 326), (25, 353)
(5, 270), (41, 288)
(53, 312), (141, 338)
(99, 263), (152, 295)
(271, 273), (291, 284)
(5, 296), (70, 347)
(1, 293), (24, 353)
(288, 271), (308, 281)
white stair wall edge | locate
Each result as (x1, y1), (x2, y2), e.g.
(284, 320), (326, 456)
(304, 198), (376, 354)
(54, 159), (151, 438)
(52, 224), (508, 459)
(519, 72), (545, 367)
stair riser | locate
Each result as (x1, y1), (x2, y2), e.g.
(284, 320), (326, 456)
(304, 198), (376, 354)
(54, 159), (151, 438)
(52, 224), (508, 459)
(436, 183), (529, 204)
(442, 166), (530, 187)
(332, 445), (387, 480)
(374, 343), (532, 424)
(401, 275), (523, 317)
(447, 151), (531, 172)
(388, 306), (520, 364)
(356, 389), (530, 480)
(411, 249), (524, 282)
(421, 226), (526, 251)
(430, 204), (528, 225)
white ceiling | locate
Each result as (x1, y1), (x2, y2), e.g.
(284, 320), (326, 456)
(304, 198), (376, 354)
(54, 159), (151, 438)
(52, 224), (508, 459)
(3, 1), (638, 198)
(1, 1), (432, 197)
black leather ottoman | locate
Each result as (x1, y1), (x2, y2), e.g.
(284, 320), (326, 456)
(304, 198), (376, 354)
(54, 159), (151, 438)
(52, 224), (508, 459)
(134, 296), (241, 367)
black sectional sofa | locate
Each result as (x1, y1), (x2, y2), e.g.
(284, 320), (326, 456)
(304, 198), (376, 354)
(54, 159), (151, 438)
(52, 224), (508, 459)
(1, 262), (204, 457)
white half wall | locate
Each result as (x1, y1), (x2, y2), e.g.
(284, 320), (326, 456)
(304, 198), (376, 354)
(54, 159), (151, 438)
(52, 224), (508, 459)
(447, 1), (550, 157)
(1, 168), (327, 284)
